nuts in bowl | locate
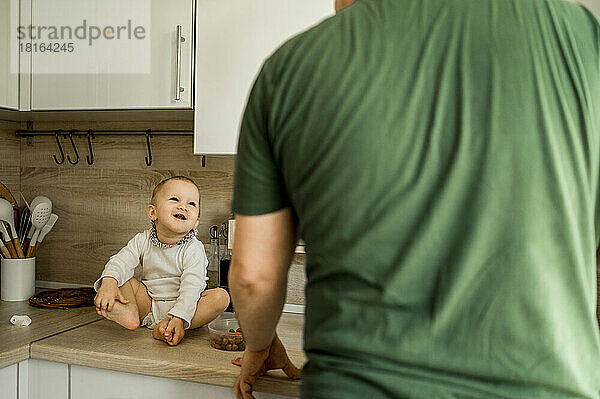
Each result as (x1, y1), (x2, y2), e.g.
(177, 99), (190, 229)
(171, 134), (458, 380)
(208, 318), (246, 351)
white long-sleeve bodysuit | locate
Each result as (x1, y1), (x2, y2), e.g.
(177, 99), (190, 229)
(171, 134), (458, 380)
(93, 230), (208, 329)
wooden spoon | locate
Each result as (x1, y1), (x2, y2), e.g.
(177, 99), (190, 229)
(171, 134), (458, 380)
(0, 222), (14, 258)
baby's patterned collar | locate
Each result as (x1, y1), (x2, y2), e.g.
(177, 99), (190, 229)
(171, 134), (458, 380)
(150, 221), (198, 249)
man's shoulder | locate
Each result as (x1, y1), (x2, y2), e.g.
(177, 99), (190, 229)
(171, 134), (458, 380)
(262, 9), (341, 76)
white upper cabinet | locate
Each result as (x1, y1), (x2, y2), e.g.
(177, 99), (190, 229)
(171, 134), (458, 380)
(29, 0), (194, 110)
(572, 0), (600, 17)
(0, 0), (19, 110)
(194, 0), (334, 155)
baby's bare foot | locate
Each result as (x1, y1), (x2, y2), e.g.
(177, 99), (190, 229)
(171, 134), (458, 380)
(152, 318), (171, 342)
(100, 302), (139, 330)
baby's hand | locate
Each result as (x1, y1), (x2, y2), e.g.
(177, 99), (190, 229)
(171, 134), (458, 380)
(94, 277), (129, 314)
(159, 316), (185, 345)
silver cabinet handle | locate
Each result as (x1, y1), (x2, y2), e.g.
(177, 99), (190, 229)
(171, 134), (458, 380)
(175, 24), (185, 101)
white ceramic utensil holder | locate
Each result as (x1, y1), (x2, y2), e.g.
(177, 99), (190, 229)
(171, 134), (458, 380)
(1, 257), (35, 302)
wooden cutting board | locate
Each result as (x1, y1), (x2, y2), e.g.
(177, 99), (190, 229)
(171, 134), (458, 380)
(0, 181), (21, 231)
(0, 182), (17, 205)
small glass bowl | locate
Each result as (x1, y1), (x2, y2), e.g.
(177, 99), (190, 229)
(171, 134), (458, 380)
(208, 318), (246, 351)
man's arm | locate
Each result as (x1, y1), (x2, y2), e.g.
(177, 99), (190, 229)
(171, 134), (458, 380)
(229, 207), (297, 351)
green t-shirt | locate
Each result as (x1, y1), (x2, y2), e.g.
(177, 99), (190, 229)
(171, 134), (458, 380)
(233, 0), (600, 397)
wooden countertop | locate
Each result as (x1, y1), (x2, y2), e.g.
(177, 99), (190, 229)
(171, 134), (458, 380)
(31, 312), (306, 397)
(0, 299), (101, 368)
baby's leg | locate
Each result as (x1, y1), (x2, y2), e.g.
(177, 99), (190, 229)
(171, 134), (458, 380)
(152, 288), (229, 345)
(101, 278), (152, 330)
(188, 287), (231, 329)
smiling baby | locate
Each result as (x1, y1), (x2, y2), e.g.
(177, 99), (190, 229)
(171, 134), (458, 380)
(93, 176), (230, 345)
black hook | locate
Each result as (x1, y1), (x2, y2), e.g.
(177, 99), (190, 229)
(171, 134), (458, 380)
(53, 130), (65, 165)
(86, 130), (94, 165)
(66, 130), (80, 165)
(145, 129), (153, 166)
(202, 156), (206, 168)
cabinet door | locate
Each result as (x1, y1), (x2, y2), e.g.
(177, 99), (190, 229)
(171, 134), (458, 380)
(574, 0), (600, 16)
(194, 0), (334, 155)
(19, 359), (69, 399)
(0, 0), (19, 110)
(0, 363), (17, 399)
(31, 0), (193, 110)
(71, 364), (296, 399)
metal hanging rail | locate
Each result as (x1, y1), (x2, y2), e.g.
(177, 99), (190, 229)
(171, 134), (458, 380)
(15, 129), (193, 136)
(15, 128), (203, 167)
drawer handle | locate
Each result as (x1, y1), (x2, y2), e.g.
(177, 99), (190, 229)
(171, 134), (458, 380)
(175, 24), (186, 101)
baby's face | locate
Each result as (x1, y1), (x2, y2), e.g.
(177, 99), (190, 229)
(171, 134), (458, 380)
(150, 180), (200, 236)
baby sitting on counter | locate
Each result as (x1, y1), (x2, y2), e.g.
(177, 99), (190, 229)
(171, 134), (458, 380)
(93, 176), (230, 346)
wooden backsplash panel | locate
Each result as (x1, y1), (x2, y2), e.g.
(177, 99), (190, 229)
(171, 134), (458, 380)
(19, 162), (234, 285)
(18, 119), (306, 305)
(0, 120), (20, 197)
